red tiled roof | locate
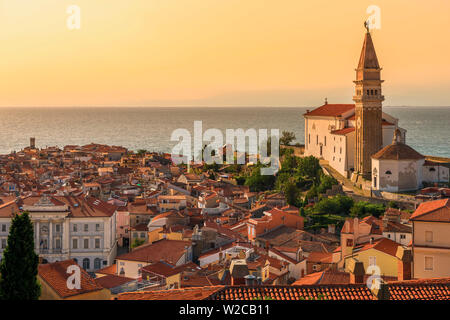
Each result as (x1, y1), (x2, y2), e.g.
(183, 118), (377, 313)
(307, 252), (333, 263)
(116, 286), (224, 300)
(304, 104), (355, 118)
(141, 261), (181, 278)
(388, 278), (450, 300)
(38, 260), (105, 298)
(410, 199), (450, 222)
(116, 239), (191, 265)
(96, 264), (117, 276)
(330, 127), (355, 135)
(210, 285), (374, 300)
(353, 238), (400, 257)
(96, 275), (134, 289)
(372, 142), (424, 161)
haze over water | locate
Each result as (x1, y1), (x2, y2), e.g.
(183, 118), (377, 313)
(0, 107), (448, 158)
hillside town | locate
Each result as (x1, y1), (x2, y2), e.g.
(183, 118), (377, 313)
(0, 135), (449, 300)
(0, 25), (449, 302)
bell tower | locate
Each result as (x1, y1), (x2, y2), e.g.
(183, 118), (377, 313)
(353, 22), (384, 180)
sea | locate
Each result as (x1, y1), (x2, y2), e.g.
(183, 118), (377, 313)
(0, 106), (449, 158)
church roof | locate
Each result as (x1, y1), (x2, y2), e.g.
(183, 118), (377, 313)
(372, 142), (424, 161)
(330, 127), (355, 135)
(304, 104), (354, 117)
(358, 31), (380, 70)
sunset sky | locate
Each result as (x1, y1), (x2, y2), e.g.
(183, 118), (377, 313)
(1, 0), (449, 107)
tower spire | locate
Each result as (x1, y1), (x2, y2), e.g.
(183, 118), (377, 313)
(353, 24), (384, 180)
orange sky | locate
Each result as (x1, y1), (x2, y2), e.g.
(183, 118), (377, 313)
(0, 0), (449, 107)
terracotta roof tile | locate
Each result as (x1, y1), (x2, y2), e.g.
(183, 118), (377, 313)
(38, 259), (105, 298)
(410, 199), (450, 221)
(304, 104), (355, 118)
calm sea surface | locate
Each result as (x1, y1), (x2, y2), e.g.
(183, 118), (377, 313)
(0, 107), (449, 158)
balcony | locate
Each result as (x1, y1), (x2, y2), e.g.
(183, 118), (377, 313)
(39, 248), (63, 255)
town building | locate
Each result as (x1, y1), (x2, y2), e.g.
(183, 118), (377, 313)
(0, 195), (117, 272)
(410, 199), (450, 278)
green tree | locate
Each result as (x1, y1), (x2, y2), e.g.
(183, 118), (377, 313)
(296, 156), (321, 183)
(131, 238), (145, 249)
(317, 174), (338, 194)
(350, 201), (385, 218)
(136, 149), (148, 156)
(0, 212), (40, 300)
(387, 201), (399, 209)
(299, 207), (306, 217)
(283, 181), (300, 206)
(280, 131), (296, 146)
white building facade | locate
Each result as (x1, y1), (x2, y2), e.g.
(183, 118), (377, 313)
(0, 195), (117, 272)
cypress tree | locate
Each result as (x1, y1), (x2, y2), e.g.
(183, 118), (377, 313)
(0, 211), (41, 300)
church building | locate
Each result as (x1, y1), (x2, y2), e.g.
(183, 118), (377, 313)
(303, 25), (436, 192)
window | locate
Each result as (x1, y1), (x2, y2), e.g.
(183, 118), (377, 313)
(429, 168), (436, 172)
(400, 234), (406, 239)
(95, 238), (100, 249)
(84, 238), (89, 249)
(387, 234), (391, 239)
(55, 224), (61, 233)
(133, 233), (138, 238)
(72, 238), (78, 249)
(425, 231), (433, 243)
(369, 256), (376, 266)
(55, 238), (61, 249)
(42, 239), (48, 250)
(316, 135), (318, 145)
(138, 264), (143, 275)
(367, 89), (370, 95)
(385, 170), (392, 175)
(95, 224), (100, 232)
(84, 224), (88, 232)
(1, 238), (6, 249)
(308, 134), (310, 144)
(140, 232), (145, 238)
(324, 136), (327, 146)
(73, 224), (77, 232)
(425, 257), (433, 271)
(94, 258), (102, 270)
(340, 147), (342, 154)
(373, 176), (377, 188)
(375, 90), (378, 95)
(1, 224), (6, 232)
(312, 265), (320, 271)
(82, 258), (90, 270)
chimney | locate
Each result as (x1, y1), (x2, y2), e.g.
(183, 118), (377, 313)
(396, 246), (412, 281)
(244, 274), (256, 286)
(348, 259), (365, 284)
(371, 280), (390, 300)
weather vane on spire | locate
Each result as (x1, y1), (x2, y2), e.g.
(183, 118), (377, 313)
(364, 20), (370, 33)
